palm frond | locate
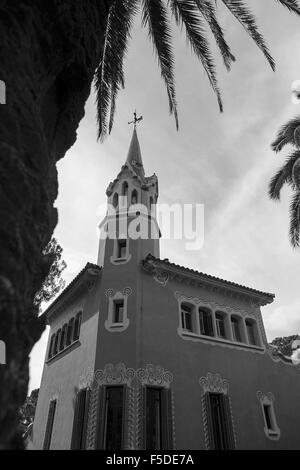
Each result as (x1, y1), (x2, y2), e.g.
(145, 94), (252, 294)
(95, 0), (139, 140)
(275, 0), (300, 15)
(142, 0), (178, 128)
(289, 190), (300, 247)
(269, 151), (300, 200)
(169, 0), (223, 112)
(221, 0), (275, 71)
(271, 115), (300, 152)
(193, 0), (236, 71)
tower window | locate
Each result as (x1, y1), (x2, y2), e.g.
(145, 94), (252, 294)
(117, 239), (127, 259)
(122, 181), (128, 197)
(199, 309), (214, 337)
(112, 192), (119, 208)
(231, 317), (242, 343)
(216, 313), (226, 339)
(245, 319), (258, 346)
(113, 301), (124, 324)
(131, 189), (138, 205)
(181, 304), (193, 332)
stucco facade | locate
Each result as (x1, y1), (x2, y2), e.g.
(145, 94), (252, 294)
(32, 129), (300, 450)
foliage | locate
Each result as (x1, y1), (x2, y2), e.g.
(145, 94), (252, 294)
(34, 238), (67, 309)
(96, 0), (300, 140)
(270, 335), (299, 356)
(269, 116), (300, 247)
(18, 389), (39, 440)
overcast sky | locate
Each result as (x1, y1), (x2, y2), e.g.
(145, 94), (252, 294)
(29, 0), (300, 391)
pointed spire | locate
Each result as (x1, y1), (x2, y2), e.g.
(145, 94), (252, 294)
(126, 128), (145, 177)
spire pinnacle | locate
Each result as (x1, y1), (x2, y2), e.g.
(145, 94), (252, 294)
(126, 125), (144, 177)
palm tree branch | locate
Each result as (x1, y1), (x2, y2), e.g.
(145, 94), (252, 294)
(193, 0), (236, 71)
(95, 0), (139, 140)
(169, 0), (223, 112)
(271, 115), (300, 152)
(275, 0), (300, 15)
(269, 151), (300, 200)
(142, 0), (178, 128)
(289, 190), (300, 247)
(221, 0), (275, 71)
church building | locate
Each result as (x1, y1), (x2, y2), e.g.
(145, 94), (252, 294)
(32, 126), (300, 450)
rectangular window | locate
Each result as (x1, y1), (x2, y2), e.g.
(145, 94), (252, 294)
(117, 239), (127, 259)
(181, 305), (193, 332)
(103, 386), (124, 450)
(43, 399), (57, 450)
(246, 321), (257, 345)
(114, 301), (124, 324)
(71, 388), (90, 450)
(199, 310), (214, 337)
(146, 387), (162, 450)
(263, 404), (273, 430)
(207, 393), (235, 450)
(231, 318), (242, 342)
(60, 324), (68, 351)
(145, 387), (173, 450)
(73, 312), (82, 342)
(66, 318), (74, 346)
(216, 314), (226, 339)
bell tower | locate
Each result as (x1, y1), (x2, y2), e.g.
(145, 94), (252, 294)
(97, 122), (160, 268)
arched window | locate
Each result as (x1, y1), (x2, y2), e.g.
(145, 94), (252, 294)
(48, 334), (55, 359)
(181, 303), (193, 333)
(122, 181), (128, 197)
(149, 196), (154, 210)
(231, 316), (242, 343)
(215, 312), (227, 339)
(60, 323), (68, 351)
(131, 189), (138, 205)
(199, 308), (214, 337)
(66, 318), (74, 346)
(112, 192), (119, 208)
(73, 312), (82, 341)
(245, 319), (259, 346)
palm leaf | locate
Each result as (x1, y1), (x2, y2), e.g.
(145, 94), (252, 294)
(95, 0), (139, 140)
(221, 0), (275, 71)
(269, 151), (300, 200)
(271, 115), (300, 152)
(289, 190), (300, 247)
(142, 0), (178, 128)
(193, 0), (236, 71)
(275, 0), (300, 15)
(169, 0), (223, 111)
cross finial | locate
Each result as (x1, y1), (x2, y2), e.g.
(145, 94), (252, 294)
(128, 110), (143, 129)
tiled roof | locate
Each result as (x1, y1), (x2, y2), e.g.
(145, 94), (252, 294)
(40, 262), (101, 319)
(143, 254), (274, 302)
